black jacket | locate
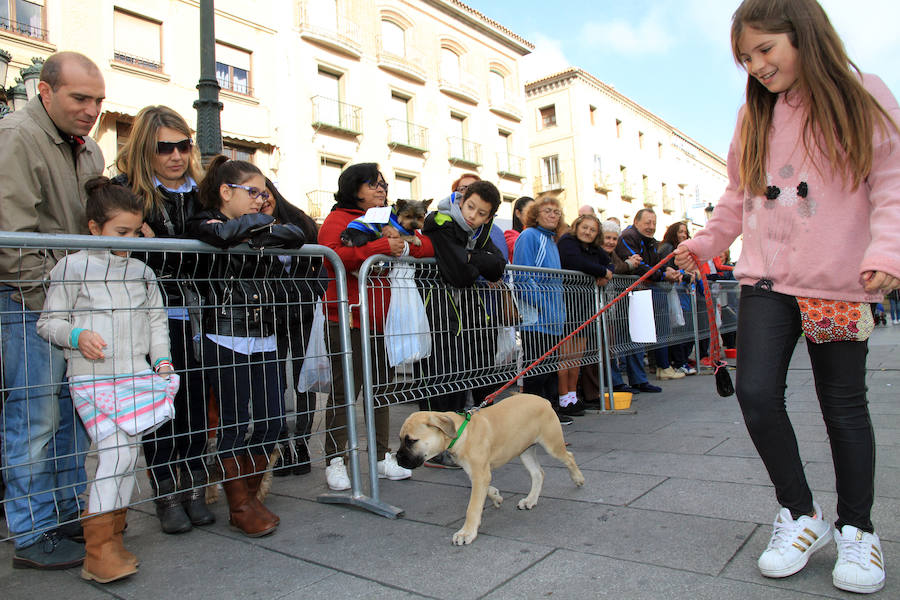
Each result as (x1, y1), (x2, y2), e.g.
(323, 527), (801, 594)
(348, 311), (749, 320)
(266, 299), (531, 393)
(557, 233), (612, 279)
(423, 212), (505, 287)
(615, 225), (664, 281)
(186, 210), (305, 338)
(111, 174), (205, 306)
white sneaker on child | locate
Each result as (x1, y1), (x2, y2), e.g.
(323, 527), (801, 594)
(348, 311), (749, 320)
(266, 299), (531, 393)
(377, 452), (411, 480)
(832, 525), (885, 594)
(758, 501), (830, 578)
(325, 457), (351, 491)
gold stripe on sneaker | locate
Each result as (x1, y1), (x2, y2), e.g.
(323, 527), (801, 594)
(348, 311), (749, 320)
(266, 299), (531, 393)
(871, 552), (883, 569)
(802, 528), (820, 540)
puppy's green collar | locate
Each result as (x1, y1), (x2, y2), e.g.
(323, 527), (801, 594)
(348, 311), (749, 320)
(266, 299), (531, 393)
(447, 412), (471, 449)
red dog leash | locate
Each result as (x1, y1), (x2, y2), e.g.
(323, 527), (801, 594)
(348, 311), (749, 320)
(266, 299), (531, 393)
(480, 250), (733, 409)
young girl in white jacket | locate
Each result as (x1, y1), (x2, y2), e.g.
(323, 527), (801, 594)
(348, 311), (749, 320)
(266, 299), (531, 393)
(37, 177), (179, 583)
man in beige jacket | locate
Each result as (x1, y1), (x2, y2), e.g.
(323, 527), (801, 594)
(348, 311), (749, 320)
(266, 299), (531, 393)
(0, 51), (105, 570)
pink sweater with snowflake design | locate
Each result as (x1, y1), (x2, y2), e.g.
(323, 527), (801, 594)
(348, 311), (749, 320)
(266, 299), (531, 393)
(683, 74), (900, 302)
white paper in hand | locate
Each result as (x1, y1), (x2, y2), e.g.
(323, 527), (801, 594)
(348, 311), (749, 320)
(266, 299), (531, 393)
(628, 289), (657, 343)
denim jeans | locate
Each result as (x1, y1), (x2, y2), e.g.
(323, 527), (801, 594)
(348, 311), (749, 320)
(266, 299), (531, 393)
(736, 285), (874, 531)
(1, 289), (89, 547)
(610, 352), (649, 387)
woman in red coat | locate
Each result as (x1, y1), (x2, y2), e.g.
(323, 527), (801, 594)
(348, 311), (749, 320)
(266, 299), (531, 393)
(317, 163), (433, 490)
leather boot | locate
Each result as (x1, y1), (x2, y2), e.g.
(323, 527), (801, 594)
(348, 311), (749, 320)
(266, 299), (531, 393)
(221, 457), (277, 537)
(242, 454), (280, 526)
(179, 469), (216, 526)
(152, 478), (192, 534)
(294, 439), (311, 475)
(112, 509), (139, 568)
(81, 512), (138, 583)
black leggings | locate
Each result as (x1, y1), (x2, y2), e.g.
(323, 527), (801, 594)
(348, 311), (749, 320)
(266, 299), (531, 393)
(736, 285), (874, 532)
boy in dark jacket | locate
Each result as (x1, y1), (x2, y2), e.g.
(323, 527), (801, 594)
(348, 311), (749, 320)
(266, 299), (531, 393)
(420, 181), (506, 466)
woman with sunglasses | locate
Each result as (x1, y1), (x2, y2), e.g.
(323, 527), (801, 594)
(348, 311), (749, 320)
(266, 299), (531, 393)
(317, 163), (433, 490)
(186, 156), (305, 537)
(113, 105), (215, 534)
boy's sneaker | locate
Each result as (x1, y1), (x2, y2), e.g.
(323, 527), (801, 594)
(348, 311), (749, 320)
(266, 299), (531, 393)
(556, 411), (574, 425)
(377, 452), (412, 480)
(758, 502), (830, 578)
(679, 365), (698, 376)
(325, 457), (351, 491)
(424, 450), (462, 469)
(13, 530), (85, 570)
(832, 525), (885, 594)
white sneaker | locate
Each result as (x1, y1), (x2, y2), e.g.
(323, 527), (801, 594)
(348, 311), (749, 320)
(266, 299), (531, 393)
(325, 457), (351, 491)
(656, 366), (686, 380)
(678, 365), (698, 376)
(758, 502), (830, 578)
(377, 452), (411, 481)
(832, 525), (885, 594)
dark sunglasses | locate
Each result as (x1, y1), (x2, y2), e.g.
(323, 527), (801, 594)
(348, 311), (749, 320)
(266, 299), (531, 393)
(156, 139), (193, 155)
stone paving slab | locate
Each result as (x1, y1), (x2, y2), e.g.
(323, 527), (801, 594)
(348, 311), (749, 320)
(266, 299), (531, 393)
(482, 548), (820, 600)
(450, 496), (756, 576)
(581, 449), (772, 486)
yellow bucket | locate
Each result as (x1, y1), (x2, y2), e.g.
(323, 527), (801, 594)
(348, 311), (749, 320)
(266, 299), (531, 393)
(603, 391), (633, 410)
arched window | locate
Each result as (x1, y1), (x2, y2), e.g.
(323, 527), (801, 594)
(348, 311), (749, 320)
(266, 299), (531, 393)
(381, 19), (405, 56)
(489, 70), (505, 103)
(440, 47), (460, 84)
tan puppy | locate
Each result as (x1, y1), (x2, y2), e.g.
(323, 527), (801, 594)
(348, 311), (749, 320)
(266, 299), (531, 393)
(396, 393), (585, 545)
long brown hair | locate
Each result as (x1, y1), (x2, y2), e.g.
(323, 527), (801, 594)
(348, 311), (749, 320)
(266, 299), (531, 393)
(115, 105), (202, 216)
(731, 0), (897, 195)
(568, 214), (603, 249)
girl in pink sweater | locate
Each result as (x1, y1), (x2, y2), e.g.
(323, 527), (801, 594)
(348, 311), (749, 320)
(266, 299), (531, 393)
(675, 0), (899, 594)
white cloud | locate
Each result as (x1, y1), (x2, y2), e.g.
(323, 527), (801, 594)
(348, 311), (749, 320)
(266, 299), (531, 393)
(521, 33), (571, 83)
(578, 8), (675, 55)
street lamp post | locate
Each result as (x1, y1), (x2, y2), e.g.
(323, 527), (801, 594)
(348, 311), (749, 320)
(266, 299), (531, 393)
(9, 78), (27, 112)
(194, 0), (223, 166)
(0, 48), (11, 119)
(21, 57), (43, 100)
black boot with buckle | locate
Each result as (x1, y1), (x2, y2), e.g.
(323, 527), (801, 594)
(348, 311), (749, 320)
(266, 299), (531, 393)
(180, 470), (216, 526)
(152, 478), (192, 534)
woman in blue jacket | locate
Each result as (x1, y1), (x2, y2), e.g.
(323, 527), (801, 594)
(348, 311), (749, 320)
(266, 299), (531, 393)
(512, 195), (570, 424)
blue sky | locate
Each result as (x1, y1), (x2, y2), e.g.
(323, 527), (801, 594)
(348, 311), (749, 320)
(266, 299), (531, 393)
(466, 0), (900, 158)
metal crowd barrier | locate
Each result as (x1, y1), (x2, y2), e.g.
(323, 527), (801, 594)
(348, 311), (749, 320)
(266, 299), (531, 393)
(0, 231), (390, 543)
(355, 256), (740, 513)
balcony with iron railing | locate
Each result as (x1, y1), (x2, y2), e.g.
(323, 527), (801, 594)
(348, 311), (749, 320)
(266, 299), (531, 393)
(439, 71), (480, 105)
(305, 190), (333, 219)
(534, 172), (565, 195)
(496, 153), (525, 179)
(620, 180), (635, 201)
(593, 170), (613, 193)
(297, 2), (361, 58)
(113, 51), (163, 73)
(216, 75), (253, 97)
(311, 96), (362, 136)
(376, 38), (427, 83)
(488, 90), (523, 122)
(643, 188), (657, 207)
(0, 15), (48, 41)
(447, 136), (481, 167)
(387, 119), (428, 153)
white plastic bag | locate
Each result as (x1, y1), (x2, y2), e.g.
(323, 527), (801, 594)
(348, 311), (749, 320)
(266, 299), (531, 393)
(297, 299), (331, 393)
(494, 326), (517, 365)
(384, 264), (431, 367)
(668, 286), (686, 327)
(627, 289), (657, 343)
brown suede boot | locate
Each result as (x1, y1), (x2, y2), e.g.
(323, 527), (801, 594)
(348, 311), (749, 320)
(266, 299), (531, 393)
(81, 512), (138, 583)
(112, 509), (139, 568)
(242, 454), (280, 526)
(221, 457), (277, 537)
